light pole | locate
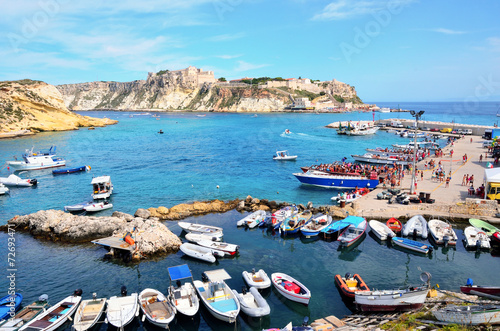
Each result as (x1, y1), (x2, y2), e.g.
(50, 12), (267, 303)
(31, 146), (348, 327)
(410, 110), (425, 194)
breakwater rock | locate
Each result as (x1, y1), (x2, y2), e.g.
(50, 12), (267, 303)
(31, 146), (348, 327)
(5, 210), (181, 258)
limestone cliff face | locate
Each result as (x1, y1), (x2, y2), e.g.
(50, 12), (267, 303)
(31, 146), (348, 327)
(0, 79), (117, 134)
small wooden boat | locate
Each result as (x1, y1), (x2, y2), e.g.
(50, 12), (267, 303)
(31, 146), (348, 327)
(73, 294), (106, 331)
(280, 210), (313, 235)
(0, 174), (37, 187)
(167, 264), (199, 317)
(19, 291), (82, 331)
(0, 294), (49, 330)
(139, 288), (175, 328)
(402, 215), (428, 239)
(184, 232), (222, 243)
(242, 269), (271, 290)
(428, 219), (457, 246)
(180, 243), (222, 263)
(355, 272), (431, 312)
(106, 289), (139, 329)
(52, 165), (90, 175)
(196, 240), (239, 256)
(236, 210), (267, 228)
(233, 287), (270, 317)
(469, 218), (500, 236)
(193, 269), (240, 323)
(271, 272), (311, 305)
(369, 220), (396, 241)
(178, 222), (223, 239)
(432, 304), (500, 325)
(391, 237), (432, 254)
(386, 217), (402, 234)
(461, 279), (500, 296)
(464, 226), (491, 250)
(83, 201), (113, 212)
(338, 218), (367, 247)
(273, 150), (297, 161)
(0, 293), (23, 321)
(334, 273), (370, 299)
(300, 214), (332, 238)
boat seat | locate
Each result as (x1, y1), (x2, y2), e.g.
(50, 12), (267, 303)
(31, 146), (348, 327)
(145, 302), (171, 318)
(59, 302), (74, 308)
(173, 290), (182, 300)
(81, 313), (98, 321)
(28, 320), (53, 329)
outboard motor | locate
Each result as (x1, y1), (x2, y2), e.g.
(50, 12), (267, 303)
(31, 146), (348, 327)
(74, 289), (83, 297)
(476, 240), (481, 250)
(241, 286), (247, 295)
(30, 178), (38, 186)
(345, 272), (352, 280)
(302, 316), (309, 327)
(252, 268), (256, 275)
(39, 294), (48, 302)
(92, 293), (97, 300)
(413, 228), (418, 239)
(121, 285), (127, 296)
(201, 272), (209, 283)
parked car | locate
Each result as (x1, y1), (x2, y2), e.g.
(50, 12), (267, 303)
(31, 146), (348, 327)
(430, 128), (440, 132)
(483, 140), (493, 148)
(422, 127), (431, 131)
(440, 128), (452, 133)
(464, 129), (473, 135)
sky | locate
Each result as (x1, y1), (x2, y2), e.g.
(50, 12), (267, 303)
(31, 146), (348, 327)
(1, 0), (500, 102)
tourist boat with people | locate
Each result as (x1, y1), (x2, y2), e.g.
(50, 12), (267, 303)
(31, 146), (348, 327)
(0, 183), (9, 195)
(242, 269), (271, 290)
(300, 214), (332, 238)
(138, 288), (176, 328)
(403, 215), (428, 239)
(369, 220), (396, 241)
(273, 150), (297, 161)
(334, 273), (370, 299)
(237, 210), (267, 228)
(178, 222), (223, 239)
(0, 293), (23, 321)
(233, 287), (270, 318)
(279, 210), (313, 235)
(391, 237), (432, 254)
(72, 294), (107, 331)
(354, 272), (431, 312)
(469, 218), (500, 236)
(167, 264), (200, 317)
(194, 269), (240, 323)
(351, 153), (413, 166)
(460, 278), (500, 296)
(464, 226), (491, 250)
(428, 219), (458, 246)
(19, 290), (82, 331)
(106, 287), (139, 329)
(52, 165), (90, 175)
(293, 170), (379, 189)
(0, 174), (37, 187)
(179, 243), (222, 263)
(5, 146), (66, 171)
(386, 217), (402, 234)
(432, 304), (500, 325)
(91, 176), (113, 200)
(271, 272), (311, 305)
(338, 217), (367, 247)
(0, 294), (49, 330)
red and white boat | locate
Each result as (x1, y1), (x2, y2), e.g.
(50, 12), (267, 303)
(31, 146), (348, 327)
(271, 273), (311, 305)
(460, 279), (500, 297)
(386, 218), (402, 234)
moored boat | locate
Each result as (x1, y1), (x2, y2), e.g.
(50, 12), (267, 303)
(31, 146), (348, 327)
(464, 226), (491, 250)
(193, 269), (240, 323)
(242, 269), (271, 290)
(91, 176), (113, 200)
(138, 288), (176, 328)
(64, 201), (93, 212)
(300, 214), (332, 238)
(493, 232), (500, 246)
(391, 237), (432, 254)
(0, 183), (9, 195)
(6, 146), (65, 171)
(52, 165), (90, 175)
(83, 201), (113, 212)
(469, 218), (500, 236)
(0, 294), (49, 331)
(196, 240), (239, 256)
(280, 210), (313, 235)
(0, 174), (37, 187)
(237, 210), (267, 228)
(270, 205), (298, 228)
(460, 278), (500, 296)
(293, 171), (379, 189)
(386, 217), (402, 234)
(273, 150), (297, 161)
(338, 218), (367, 247)
(184, 232), (222, 243)
(432, 304), (500, 325)
(320, 216), (360, 240)
(106, 288), (139, 329)
(179, 243), (221, 263)
(271, 272), (311, 305)
(351, 153), (412, 166)
(233, 287), (270, 317)
(178, 222), (223, 239)
(428, 219), (457, 246)
(0, 293), (23, 321)
(334, 273), (370, 299)
(167, 264), (199, 317)
(402, 215), (428, 239)
(369, 220), (396, 241)
(72, 294), (106, 331)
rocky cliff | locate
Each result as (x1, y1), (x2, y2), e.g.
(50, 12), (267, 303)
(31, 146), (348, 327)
(0, 79), (117, 136)
(57, 70), (363, 112)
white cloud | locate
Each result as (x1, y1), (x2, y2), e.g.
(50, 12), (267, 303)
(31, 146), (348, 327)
(312, 0), (415, 21)
(216, 54), (243, 59)
(233, 61), (270, 72)
(430, 28), (466, 35)
(206, 32), (245, 42)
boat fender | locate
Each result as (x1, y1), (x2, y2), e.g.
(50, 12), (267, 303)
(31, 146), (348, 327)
(121, 285), (128, 296)
(39, 294), (49, 302)
(74, 288), (83, 296)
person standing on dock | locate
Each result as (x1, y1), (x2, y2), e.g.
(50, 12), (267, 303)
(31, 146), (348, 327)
(480, 154), (483, 163)
(462, 174), (467, 186)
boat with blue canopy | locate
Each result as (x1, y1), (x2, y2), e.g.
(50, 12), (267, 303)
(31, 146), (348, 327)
(0, 293), (23, 321)
(320, 215), (364, 240)
(167, 264), (200, 317)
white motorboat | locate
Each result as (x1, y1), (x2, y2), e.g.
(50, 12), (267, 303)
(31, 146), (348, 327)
(180, 243), (222, 263)
(167, 264), (200, 317)
(236, 210), (267, 228)
(185, 232), (222, 243)
(196, 240), (239, 256)
(351, 153), (412, 165)
(464, 226), (491, 250)
(338, 218), (367, 247)
(271, 272), (311, 305)
(178, 222), (223, 239)
(83, 201), (113, 212)
(300, 214), (332, 238)
(242, 269), (271, 289)
(106, 290), (139, 329)
(193, 269), (240, 323)
(64, 201), (93, 212)
(379, 107), (390, 113)
(432, 304), (500, 325)
(233, 287), (270, 317)
(345, 126), (379, 136)
(138, 288), (176, 328)
(0, 174), (37, 187)
(19, 292), (82, 331)
(369, 220), (396, 241)
(0, 183), (9, 195)
(273, 150), (297, 161)
(403, 215), (428, 239)
(428, 219), (458, 246)
(91, 176), (113, 200)
(73, 294), (107, 331)
(6, 146), (66, 171)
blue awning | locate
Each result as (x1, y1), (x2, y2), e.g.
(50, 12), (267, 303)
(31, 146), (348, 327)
(168, 264), (192, 281)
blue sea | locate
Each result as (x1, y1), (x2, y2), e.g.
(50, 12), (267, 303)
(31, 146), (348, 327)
(0, 102), (499, 330)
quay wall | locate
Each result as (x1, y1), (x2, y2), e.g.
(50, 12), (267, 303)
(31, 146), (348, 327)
(377, 119), (493, 136)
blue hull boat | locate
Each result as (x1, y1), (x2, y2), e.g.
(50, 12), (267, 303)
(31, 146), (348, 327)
(0, 293), (23, 321)
(293, 172), (379, 189)
(53, 165), (90, 175)
(391, 237), (432, 254)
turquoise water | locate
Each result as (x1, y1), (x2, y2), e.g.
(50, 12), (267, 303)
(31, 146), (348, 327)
(0, 102), (499, 330)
